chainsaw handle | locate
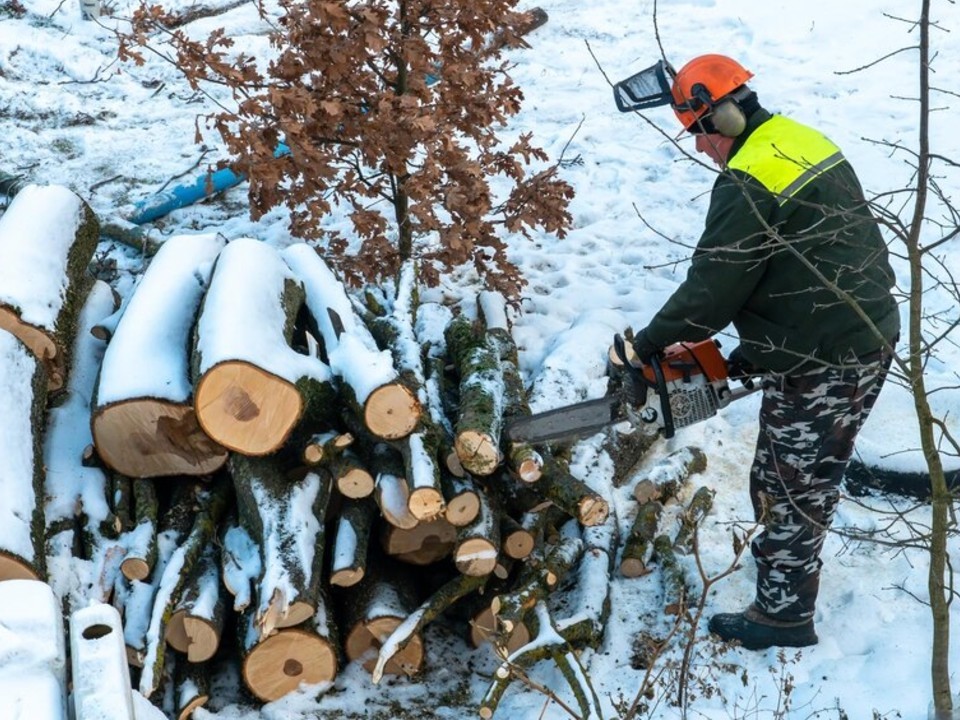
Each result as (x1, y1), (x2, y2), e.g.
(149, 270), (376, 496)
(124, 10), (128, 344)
(648, 354), (675, 439)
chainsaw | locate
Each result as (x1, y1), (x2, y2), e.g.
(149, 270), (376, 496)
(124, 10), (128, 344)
(505, 336), (759, 444)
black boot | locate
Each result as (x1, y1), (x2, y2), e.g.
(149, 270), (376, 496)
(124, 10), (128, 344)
(707, 604), (818, 650)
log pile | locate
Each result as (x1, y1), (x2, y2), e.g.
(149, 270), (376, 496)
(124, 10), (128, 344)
(16, 232), (630, 718)
(0, 186), (719, 717)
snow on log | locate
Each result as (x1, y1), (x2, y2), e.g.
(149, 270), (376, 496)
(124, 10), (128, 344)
(444, 314), (505, 476)
(282, 243), (421, 440)
(397, 429), (445, 520)
(632, 446), (707, 504)
(230, 454), (331, 640)
(0, 580), (68, 719)
(194, 238), (336, 455)
(239, 599), (338, 702)
(174, 660), (210, 720)
(372, 444), (419, 530)
(0, 183), (99, 392)
(0, 329), (47, 580)
(165, 542), (225, 663)
(120, 477), (159, 581)
(70, 603), (136, 720)
(92, 233), (228, 478)
(219, 512), (260, 613)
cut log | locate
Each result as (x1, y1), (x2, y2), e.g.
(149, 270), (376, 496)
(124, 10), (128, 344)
(454, 486), (500, 577)
(0, 329), (48, 580)
(444, 314), (504, 476)
(240, 601), (338, 702)
(92, 234), (228, 478)
(174, 660), (209, 720)
(331, 449), (376, 499)
(282, 243), (421, 440)
(340, 551), (425, 677)
(441, 473), (482, 527)
(381, 516), (457, 566)
(370, 572), (488, 684)
(371, 444), (418, 530)
(0, 183), (99, 392)
(620, 501), (662, 579)
(301, 430), (354, 466)
(330, 498), (375, 587)
(397, 429), (445, 520)
(540, 455), (609, 527)
(632, 446), (707, 504)
(653, 534), (686, 616)
(500, 514), (535, 561)
(231, 454), (331, 639)
(120, 478), (159, 581)
(165, 543), (225, 663)
(469, 604), (532, 653)
(194, 238), (336, 455)
(476, 291), (543, 483)
(673, 485), (715, 555)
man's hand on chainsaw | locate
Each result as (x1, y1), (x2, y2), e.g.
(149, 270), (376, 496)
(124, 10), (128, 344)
(631, 328), (660, 363)
(726, 345), (762, 386)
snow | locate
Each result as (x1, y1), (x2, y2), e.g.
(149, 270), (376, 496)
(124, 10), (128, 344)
(0, 0), (957, 719)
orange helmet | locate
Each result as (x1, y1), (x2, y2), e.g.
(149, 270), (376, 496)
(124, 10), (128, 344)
(671, 54), (754, 130)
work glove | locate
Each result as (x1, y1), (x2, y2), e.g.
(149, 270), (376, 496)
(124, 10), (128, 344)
(630, 328), (661, 364)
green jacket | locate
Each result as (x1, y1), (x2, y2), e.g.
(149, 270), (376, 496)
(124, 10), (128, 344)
(645, 109), (900, 373)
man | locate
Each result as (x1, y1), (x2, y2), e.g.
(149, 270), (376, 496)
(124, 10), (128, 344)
(613, 54), (900, 649)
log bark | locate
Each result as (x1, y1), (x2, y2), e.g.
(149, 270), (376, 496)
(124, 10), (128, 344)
(653, 534), (686, 616)
(230, 454), (331, 640)
(0, 329), (48, 581)
(194, 238), (336, 456)
(92, 233), (228, 478)
(673, 485), (715, 555)
(282, 243), (421, 440)
(0, 183), (99, 392)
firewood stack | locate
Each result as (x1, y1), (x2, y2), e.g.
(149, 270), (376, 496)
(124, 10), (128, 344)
(11, 232), (617, 717)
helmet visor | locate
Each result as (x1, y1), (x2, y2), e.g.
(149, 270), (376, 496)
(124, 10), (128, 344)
(612, 60), (676, 112)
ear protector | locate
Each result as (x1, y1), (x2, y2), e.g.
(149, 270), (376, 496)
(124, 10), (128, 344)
(710, 98), (747, 137)
(686, 84), (750, 137)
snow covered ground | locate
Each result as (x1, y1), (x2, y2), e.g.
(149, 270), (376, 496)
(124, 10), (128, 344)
(1, 0), (959, 718)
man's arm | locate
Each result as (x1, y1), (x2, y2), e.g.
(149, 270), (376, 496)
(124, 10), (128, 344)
(644, 173), (775, 348)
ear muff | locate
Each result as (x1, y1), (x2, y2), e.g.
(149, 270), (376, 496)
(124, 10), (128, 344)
(710, 99), (747, 137)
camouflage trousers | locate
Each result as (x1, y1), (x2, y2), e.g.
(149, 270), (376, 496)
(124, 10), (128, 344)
(749, 350), (892, 622)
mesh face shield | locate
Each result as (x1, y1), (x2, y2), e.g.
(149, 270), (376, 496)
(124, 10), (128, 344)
(612, 60), (676, 112)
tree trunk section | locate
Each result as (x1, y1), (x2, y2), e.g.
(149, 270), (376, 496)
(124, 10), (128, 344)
(282, 243), (420, 440)
(194, 238), (336, 456)
(0, 184), (99, 392)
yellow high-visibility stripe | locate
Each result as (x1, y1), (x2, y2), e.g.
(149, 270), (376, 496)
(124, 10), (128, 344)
(727, 116), (845, 205)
